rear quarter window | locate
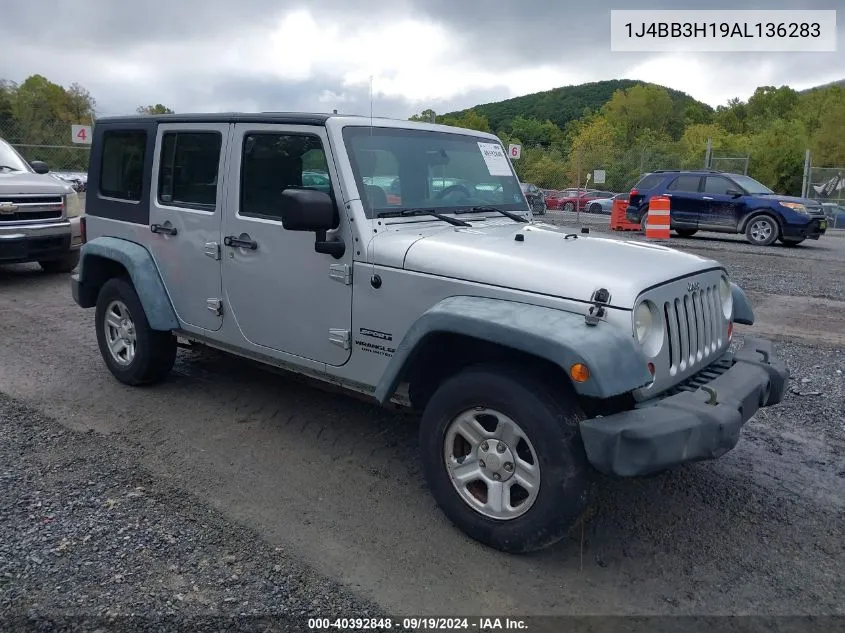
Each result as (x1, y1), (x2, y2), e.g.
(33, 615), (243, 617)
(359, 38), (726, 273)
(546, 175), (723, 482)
(100, 130), (148, 201)
(633, 173), (665, 191)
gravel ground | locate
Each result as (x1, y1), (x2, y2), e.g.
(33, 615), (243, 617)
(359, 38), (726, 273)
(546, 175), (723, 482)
(0, 393), (394, 633)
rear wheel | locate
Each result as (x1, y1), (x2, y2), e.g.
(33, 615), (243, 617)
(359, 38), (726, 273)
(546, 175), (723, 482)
(745, 215), (779, 246)
(419, 364), (591, 553)
(640, 212), (648, 233)
(675, 228), (698, 238)
(779, 237), (805, 246)
(39, 250), (79, 274)
(95, 277), (177, 386)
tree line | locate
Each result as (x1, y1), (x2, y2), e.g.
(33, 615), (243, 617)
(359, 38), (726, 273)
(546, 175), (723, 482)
(0, 75), (174, 170)
(411, 81), (845, 195)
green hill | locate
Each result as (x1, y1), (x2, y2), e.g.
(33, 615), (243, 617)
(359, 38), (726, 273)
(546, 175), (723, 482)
(800, 78), (845, 93)
(442, 79), (713, 131)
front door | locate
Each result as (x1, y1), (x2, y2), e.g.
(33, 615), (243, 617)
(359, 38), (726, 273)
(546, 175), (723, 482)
(702, 175), (742, 229)
(149, 122), (230, 332)
(222, 123), (353, 366)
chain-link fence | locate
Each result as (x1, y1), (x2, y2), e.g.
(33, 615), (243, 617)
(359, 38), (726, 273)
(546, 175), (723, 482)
(1, 118), (91, 174)
(803, 165), (845, 230)
(709, 155), (749, 174)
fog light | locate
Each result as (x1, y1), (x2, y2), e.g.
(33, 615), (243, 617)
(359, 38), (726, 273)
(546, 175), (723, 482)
(570, 363), (590, 383)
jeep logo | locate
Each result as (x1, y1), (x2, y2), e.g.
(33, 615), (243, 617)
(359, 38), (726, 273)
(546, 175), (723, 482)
(687, 281), (700, 292)
(0, 202), (18, 215)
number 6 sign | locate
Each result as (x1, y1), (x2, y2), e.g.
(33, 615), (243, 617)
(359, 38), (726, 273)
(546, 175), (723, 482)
(71, 125), (93, 145)
(508, 144), (521, 159)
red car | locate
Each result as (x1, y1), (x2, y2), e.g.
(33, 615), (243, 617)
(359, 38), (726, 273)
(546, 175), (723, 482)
(557, 189), (611, 212)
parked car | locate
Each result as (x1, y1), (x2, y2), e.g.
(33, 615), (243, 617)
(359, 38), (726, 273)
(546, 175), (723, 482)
(544, 189), (573, 210)
(520, 181), (546, 215)
(587, 192), (626, 215)
(820, 202), (845, 229)
(71, 111), (787, 554)
(557, 189), (607, 212)
(52, 170), (88, 193)
(0, 137), (84, 272)
(626, 169), (828, 246)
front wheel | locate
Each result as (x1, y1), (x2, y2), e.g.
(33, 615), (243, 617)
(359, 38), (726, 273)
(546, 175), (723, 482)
(95, 277), (177, 386)
(562, 202), (575, 213)
(39, 250), (79, 273)
(588, 203), (601, 214)
(419, 364), (591, 553)
(745, 215), (779, 246)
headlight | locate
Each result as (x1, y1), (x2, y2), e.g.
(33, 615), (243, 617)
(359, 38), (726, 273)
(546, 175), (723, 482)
(65, 192), (82, 218)
(719, 275), (733, 319)
(634, 302), (652, 343)
(779, 201), (809, 215)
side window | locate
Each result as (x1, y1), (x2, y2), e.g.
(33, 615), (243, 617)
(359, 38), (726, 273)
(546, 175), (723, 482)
(240, 133), (332, 221)
(100, 130), (147, 201)
(667, 175), (701, 192)
(703, 176), (736, 195)
(158, 132), (222, 211)
(633, 173), (664, 190)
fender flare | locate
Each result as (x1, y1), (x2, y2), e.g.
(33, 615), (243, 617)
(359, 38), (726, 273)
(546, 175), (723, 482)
(373, 295), (653, 404)
(74, 236), (179, 331)
(731, 282), (755, 325)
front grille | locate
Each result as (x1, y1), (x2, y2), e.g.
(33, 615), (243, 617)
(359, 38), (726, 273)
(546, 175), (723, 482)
(662, 283), (724, 376)
(663, 356), (733, 397)
(0, 195), (63, 223)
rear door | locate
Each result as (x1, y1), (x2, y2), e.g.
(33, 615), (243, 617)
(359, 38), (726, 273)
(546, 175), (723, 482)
(664, 174), (703, 228)
(701, 175), (742, 229)
(149, 122), (230, 332)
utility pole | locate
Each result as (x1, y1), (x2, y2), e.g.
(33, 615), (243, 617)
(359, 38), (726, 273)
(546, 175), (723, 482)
(802, 149), (811, 198)
(704, 138), (712, 169)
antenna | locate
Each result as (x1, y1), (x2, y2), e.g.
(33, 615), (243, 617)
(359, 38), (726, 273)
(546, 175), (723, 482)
(369, 75), (374, 134)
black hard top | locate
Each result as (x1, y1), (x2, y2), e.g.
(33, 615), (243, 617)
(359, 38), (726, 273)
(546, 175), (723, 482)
(94, 112), (355, 125)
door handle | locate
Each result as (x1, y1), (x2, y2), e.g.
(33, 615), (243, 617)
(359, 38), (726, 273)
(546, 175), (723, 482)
(151, 223), (178, 236)
(702, 196), (714, 200)
(224, 235), (258, 250)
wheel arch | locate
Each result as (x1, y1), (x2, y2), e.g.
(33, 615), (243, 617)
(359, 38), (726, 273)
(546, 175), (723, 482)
(73, 236), (179, 331)
(739, 209), (784, 235)
(373, 296), (653, 408)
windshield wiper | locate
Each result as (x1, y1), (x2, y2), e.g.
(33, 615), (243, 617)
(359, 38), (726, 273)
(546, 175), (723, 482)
(455, 206), (529, 223)
(376, 208), (471, 227)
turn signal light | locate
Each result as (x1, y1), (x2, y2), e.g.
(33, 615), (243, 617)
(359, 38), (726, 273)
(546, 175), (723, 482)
(647, 362), (655, 376)
(728, 321), (734, 340)
(569, 363), (590, 383)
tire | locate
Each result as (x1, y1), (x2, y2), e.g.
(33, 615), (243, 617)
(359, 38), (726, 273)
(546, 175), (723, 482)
(675, 228), (698, 238)
(39, 250), (79, 274)
(744, 214), (779, 246)
(418, 363), (591, 554)
(95, 277), (177, 386)
(588, 203), (601, 214)
(640, 212), (648, 233)
(779, 237), (805, 246)
(562, 202), (575, 213)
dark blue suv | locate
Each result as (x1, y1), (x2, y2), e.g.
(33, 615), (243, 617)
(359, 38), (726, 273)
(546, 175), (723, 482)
(626, 169), (828, 246)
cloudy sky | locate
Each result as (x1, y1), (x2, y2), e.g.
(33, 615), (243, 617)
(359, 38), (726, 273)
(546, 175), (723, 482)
(1, 0), (841, 119)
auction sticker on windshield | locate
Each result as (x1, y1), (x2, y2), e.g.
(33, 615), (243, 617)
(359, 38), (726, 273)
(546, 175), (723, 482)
(477, 142), (512, 177)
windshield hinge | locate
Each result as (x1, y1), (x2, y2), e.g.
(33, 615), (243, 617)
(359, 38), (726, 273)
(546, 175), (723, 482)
(329, 263), (352, 285)
(329, 328), (351, 349)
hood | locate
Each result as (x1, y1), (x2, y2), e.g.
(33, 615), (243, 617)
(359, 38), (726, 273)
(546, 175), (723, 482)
(0, 171), (75, 195)
(376, 220), (722, 309)
(756, 193), (823, 208)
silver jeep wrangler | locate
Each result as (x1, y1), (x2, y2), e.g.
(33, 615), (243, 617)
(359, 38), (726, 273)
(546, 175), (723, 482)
(71, 113), (788, 553)
(1, 137), (84, 272)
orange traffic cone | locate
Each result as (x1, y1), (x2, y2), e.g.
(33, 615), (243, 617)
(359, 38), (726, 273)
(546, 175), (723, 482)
(645, 195), (671, 240)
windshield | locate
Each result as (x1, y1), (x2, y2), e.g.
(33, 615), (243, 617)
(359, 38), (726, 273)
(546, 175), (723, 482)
(730, 174), (774, 195)
(0, 138), (31, 172)
(342, 126), (527, 219)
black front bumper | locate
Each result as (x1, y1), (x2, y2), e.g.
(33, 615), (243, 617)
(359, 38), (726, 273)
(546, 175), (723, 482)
(0, 234), (72, 263)
(782, 217), (827, 240)
(579, 337), (788, 477)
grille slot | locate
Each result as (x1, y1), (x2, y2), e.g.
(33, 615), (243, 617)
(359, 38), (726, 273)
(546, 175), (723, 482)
(663, 282), (723, 375)
(0, 196), (63, 223)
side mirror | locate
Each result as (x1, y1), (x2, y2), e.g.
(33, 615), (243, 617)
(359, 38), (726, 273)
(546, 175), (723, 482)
(30, 160), (50, 174)
(280, 188), (345, 259)
(726, 189), (743, 197)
